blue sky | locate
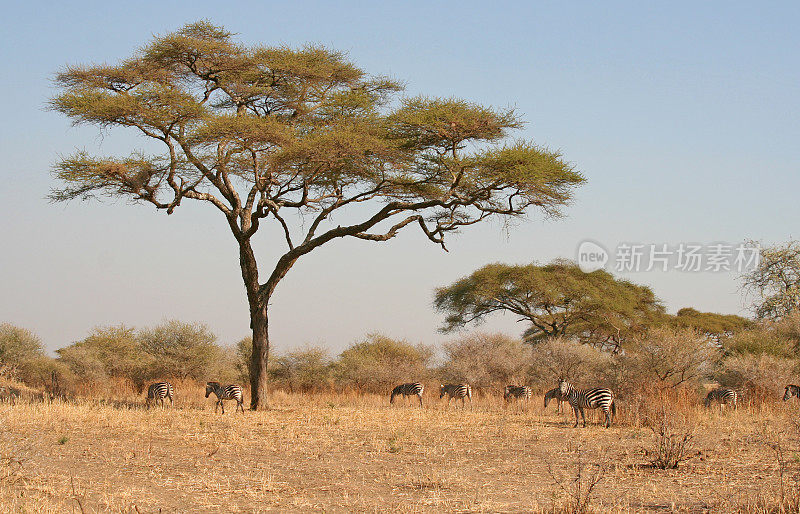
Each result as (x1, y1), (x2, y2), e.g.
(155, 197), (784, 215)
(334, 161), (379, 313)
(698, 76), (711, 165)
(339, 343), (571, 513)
(1, 1), (798, 353)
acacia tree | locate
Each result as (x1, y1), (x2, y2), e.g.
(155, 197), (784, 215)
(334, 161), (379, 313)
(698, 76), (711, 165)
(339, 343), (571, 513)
(741, 240), (800, 320)
(435, 260), (663, 350)
(50, 22), (584, 409)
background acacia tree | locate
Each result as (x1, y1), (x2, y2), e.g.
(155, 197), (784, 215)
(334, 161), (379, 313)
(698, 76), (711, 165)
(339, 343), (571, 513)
(50, 22), (584, 409)
(434, 259), (663, 350)
(742, 240), (800, 320)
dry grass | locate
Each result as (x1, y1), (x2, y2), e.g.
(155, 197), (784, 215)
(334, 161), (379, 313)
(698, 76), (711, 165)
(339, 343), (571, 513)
(1, 386), (799, 512)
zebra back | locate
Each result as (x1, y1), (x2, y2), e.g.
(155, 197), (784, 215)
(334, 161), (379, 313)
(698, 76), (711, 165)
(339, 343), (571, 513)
(705, 388), (737, 407)
(147, 382), (173, 401)
(558, 380), (614, 410)
(439, 383), (471, 400)
(503, 385), (531, 401)
(784, 384), (800, 401)
(390, 382), (424, 402)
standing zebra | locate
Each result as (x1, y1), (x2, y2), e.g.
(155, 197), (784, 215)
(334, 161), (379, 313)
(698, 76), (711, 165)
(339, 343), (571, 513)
(146, 382), (174, 408)
(705, 388), (737, 409)
(503, 385), (532, 404)
(390, 382), (424, 407)
(439, 383), (472, 407)
(544, 387), (564, 413)
(558, 379), (615, 428)
(783, 384), (800, 401)
(205, 382), (244, 414)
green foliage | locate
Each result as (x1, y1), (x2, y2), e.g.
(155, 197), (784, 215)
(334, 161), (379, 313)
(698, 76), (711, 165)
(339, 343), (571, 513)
(439, 332), (531, 387)
(138, 320), (220, 380)
(724, 327), (794, 358)
(0, 324), (44, 365)
(668, 308), (753, 343)
(334, 334), (431, 392)
(271, 346), (332, 392)
(57, 325), (150, 388)
(434, 260), (663, 349)
(742, 240), (800, 320)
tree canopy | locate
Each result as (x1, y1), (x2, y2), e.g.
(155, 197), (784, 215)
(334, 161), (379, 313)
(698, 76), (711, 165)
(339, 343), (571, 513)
(741, 240), (800, 320)
(50, 22), (585, 408)
(434, 260), (664, 350)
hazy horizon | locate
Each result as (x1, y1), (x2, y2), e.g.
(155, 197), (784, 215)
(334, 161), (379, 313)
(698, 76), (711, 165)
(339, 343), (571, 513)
(1, 1), (798, 354)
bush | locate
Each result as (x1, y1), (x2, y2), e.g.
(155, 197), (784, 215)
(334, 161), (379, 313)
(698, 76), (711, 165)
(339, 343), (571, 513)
(138, 320), (220, 381)
(57, 325), (151, 390)
(627, 327), (719, 390)
(271, 346), (332, 392)
(724, 326), (794, 358)
(644, 410), (698, 469)
(529, 337), (610, 387)
(334, 333), (432, 393)
(0, 323), (49, 384)
(716, 353), (798, 400)
(439, 332), (531, 388)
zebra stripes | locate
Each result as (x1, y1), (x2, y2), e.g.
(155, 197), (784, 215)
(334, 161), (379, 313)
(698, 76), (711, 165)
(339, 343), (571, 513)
(784, 384), (800, 401)
(503, 385), (531, 403)
(205, 382), (244, 414)
(146, 382), (174, 407)
(390, 382), (424, 406)
(439, 383), (472, 407)
(558, 379), (615, 428)
(544, 387), (564, 413)
(705, 388), (737, 409)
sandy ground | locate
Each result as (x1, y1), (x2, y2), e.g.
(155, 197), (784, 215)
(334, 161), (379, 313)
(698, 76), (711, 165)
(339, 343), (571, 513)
(0, 393), (796, 512)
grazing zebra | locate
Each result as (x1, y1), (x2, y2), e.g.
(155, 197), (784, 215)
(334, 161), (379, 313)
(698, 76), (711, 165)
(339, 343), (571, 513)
(439, 383), (472, 407)
(544, 387), (564, 413)
(205, 382), (244, 414)
(503, 385), (532, 403)
(705, 388), (737, 409)
(390, 382), (424, 407)
(146, 382), (174, 407)
(783, 384), (800, 401)
(558, 379), (615, 428)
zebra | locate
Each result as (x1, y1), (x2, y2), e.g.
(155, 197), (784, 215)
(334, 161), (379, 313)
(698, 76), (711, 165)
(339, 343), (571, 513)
(390, 382), (424, 407)
(205, 382), (244, 414)
(558, 379), (615, 428)
(146, 382), (174, 407)
(705, 388), (737, 409)
(783, 384), (800, 401)
(544, 387), (564, 413)
(503, 385), (532, 405)
(439, 383), (472, 407)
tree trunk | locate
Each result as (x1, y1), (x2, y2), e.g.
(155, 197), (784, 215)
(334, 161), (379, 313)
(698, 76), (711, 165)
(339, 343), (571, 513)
(249, 303), (269, 410)
(238, 239), (270, 410)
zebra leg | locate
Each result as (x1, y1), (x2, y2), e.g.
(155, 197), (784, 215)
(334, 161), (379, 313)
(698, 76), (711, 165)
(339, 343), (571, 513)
(572, 405), (580, 427)
(580, 406), (587, 427)
(417, 393), (423, 407)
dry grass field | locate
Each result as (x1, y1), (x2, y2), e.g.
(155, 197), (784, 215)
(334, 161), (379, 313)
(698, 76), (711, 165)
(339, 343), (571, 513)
(2, 384), (799, 513)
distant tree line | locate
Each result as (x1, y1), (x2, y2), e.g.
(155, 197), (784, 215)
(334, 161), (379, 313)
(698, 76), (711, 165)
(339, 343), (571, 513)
(3, 240), (798, 400)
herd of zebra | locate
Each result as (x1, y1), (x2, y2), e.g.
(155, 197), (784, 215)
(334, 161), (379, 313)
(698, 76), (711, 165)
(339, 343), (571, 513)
(144, 380), (800, 425)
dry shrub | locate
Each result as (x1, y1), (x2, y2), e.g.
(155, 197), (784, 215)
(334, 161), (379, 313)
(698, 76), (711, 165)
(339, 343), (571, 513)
(333, 333), (432, 393)
(717, 354), (799, 402)
(271, 346), (333, 392)
(439, 332), (531, 388)
(546, 444), (607, 514)
(627, 327), (718, 391)
(643, 409), (698, 469)
(529, 337), (610, 388)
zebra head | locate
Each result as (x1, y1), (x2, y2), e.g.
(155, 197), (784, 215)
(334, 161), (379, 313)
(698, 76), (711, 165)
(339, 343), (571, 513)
(503, 386), (512, 400)
(784, 386), (791, 401)
(558, 378), (569, 396)
(205, 382), (219, 398)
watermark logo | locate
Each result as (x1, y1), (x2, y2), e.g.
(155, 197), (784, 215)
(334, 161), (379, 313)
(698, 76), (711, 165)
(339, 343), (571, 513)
(575, 240), (760, 273)
(577, 240), (609, 273)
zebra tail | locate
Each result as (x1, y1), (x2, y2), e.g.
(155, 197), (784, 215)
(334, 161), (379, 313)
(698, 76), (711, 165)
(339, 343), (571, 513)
(611, 400), (616, 417)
